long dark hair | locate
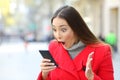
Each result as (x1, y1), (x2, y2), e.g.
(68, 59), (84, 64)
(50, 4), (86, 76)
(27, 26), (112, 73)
(51, 5), (100, 45)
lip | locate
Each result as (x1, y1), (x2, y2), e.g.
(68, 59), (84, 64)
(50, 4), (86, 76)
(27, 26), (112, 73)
(58, 41), (65, 45)
(61, 42), (65, 45)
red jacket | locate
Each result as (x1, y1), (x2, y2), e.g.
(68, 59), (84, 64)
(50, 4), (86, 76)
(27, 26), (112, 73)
(37, 40), (114, 80)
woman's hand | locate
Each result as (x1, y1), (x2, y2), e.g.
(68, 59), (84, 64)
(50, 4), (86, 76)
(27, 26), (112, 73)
(85, 52), (94, 80)
(40, 58), (56, 80)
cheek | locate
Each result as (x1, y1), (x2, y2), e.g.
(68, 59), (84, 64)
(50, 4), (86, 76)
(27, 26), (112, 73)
(64, 33), (74, 40)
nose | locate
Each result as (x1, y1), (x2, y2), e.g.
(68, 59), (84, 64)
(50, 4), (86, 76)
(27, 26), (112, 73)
(56, 31), (61, 40)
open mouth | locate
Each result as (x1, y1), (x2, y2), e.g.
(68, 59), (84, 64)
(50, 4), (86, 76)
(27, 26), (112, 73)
(58, 41), (65, 45)
(61, 42), (65, 45)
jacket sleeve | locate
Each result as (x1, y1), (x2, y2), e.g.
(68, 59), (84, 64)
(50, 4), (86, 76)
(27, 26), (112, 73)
(37, 72), (42, 80)
(93, 45), (114, 80)
(37, 72), (51, 80)
(37, 40), (57, 80)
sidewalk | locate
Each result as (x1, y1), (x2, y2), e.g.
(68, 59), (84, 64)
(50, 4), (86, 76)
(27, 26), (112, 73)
(112, 52), (120, 80)
(0, 42), (119, 80)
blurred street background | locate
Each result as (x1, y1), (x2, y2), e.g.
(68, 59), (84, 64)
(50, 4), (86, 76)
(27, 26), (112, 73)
(0, 0), (120, 80)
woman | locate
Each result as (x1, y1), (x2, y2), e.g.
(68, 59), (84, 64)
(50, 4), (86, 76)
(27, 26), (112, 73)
(37, 5), (114, 80)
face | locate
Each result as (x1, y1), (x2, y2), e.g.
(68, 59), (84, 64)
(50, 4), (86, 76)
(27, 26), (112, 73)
(52, 17), (78, 49)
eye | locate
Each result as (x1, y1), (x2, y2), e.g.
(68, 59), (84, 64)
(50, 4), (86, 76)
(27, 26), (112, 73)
(52, 28), (56, 32)
(61, 28), (67, 32)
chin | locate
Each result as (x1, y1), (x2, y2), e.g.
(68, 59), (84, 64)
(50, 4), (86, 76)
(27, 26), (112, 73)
(63, 45), (71, 49)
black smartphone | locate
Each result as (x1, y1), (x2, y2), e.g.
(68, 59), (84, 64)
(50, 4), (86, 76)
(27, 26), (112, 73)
(39, 50), (58, 67)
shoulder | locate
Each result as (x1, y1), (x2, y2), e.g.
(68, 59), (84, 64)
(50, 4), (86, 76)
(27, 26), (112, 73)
(48, 39), (63, 57)
(48, 39), (62, 53)
(89, 42), (112, 60)
(88, 42), (112, 56)
(88, 42), (111, 49)
(49, 39), (59, 49)
(88, 42), (112, 64)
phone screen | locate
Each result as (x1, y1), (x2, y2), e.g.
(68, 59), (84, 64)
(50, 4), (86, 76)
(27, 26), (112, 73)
(39, 50), (58, 67)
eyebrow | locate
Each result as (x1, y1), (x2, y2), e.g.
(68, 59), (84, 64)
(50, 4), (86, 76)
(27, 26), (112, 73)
(52, 24), (68, 27)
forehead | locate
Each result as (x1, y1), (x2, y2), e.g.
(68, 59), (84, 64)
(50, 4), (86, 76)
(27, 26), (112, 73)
(52, 17), (68, 26)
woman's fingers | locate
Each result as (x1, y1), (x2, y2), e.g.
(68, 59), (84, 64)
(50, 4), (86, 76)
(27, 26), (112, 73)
(41, 65), (56, 72)
(86, 52), (94, 68)
(85, 52), (94, 80)
(42, 58), (51, 63)
(40, 58), (56, 73)
(42, 62), (55, 66)
(41, 59), (54, 66)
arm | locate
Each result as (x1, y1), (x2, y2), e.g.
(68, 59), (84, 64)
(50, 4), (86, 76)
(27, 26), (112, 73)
(85, 45), (114, 80)
(85, 52), (94, 80)
(37, 59), (56, 80)
(37, 40), (58, 80)
(37, 72), (50, 80)
(94, 46), (114, 80)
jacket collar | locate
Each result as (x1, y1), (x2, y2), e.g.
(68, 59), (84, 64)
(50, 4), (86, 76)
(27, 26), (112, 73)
(55, 43), (96, 79)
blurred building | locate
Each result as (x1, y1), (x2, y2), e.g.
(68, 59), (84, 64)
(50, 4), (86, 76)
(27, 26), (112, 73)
(103, 0), (120, 53)
(67, 0), (120, 53)
(0, 0), (65, 42)
(0, 0), (120, 53)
